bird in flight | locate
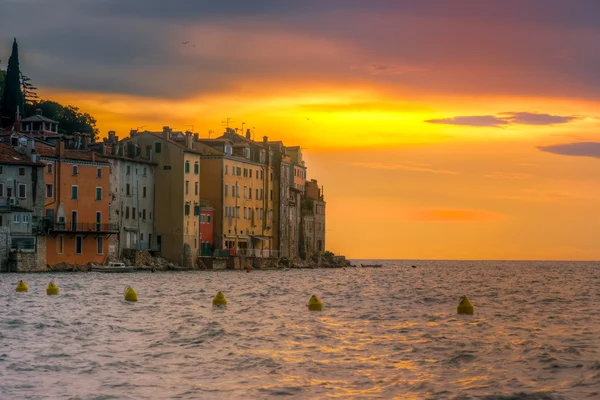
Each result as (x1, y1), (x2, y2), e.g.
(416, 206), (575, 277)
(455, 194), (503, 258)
(182, 41), (189, 45)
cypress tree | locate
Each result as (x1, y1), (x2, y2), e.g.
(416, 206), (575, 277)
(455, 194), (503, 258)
(0, 39), (23, 127)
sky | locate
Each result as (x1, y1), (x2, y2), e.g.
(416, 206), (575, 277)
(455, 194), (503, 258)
(2, 0), (600, 260)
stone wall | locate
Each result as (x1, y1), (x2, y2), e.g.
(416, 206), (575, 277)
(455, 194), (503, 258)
(0, 227), (9, 271)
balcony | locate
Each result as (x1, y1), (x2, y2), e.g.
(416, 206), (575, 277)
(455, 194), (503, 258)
(236, 249), (280, 258)
(38, 220), (119, 235)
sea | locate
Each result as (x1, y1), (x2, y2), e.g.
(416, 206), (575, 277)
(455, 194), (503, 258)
(1, 260), (599, 400)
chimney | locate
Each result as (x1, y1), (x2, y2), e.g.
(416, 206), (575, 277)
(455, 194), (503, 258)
(56, 141), (65, 157)
(100, 143), (107, 155)
(162, 126), (171, 140)
(193, 133), (199, 141)
(263, 136), (268, 145)
(185, 131), (193, 149)
(108, 130), (117, 143)
(245, 129), (251, 139)
(129, 129), (137, 138)
(82, 133), (91, 149)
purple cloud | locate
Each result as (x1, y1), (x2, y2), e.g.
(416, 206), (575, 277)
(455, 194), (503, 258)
(426, 112), (578, 127)
(538, 142), (600, 159)
(424, 115), (508, 127)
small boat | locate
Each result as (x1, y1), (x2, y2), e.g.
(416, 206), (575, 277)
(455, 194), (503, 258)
(91, 262), (134, 273)
(361, 264), (383, 268)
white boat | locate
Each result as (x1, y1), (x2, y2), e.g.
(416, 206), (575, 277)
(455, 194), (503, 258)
(91, 262), (134, 273)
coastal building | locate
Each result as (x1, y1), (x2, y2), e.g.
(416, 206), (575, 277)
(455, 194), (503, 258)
(122, 127), (202, 267)
(268, 141), (292, 259)
(284, 146), (306, 259)
(199, 199), (214, 256)
(198, 129), (276, 257)
(302, 179), (326, 258)
(35, 140), (116, 266)
(0, 142), (46, 271)
(94, 137), (157, 257)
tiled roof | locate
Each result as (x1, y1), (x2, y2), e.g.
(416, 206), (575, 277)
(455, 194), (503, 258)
(0, 143), (43, 166)
(34, 141), (109, 163)
(125, 131), (203, 155)
(20, 114), (59, 124)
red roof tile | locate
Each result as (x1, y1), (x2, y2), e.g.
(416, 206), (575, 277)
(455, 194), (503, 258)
(0, 143), (43, 165)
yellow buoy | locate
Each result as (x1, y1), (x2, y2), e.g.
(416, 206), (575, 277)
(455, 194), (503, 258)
(307, 294), (323, 311)
(46, 281), (60, 295)
(457, 296), (474, 315)
(124, 286), (138, 302)
(213, 291), (227, 306)
(15, 280), (28, 293)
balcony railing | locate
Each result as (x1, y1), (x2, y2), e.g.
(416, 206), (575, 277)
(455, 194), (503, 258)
(39, 220), (119, 234)
(235, 249), (280, 258)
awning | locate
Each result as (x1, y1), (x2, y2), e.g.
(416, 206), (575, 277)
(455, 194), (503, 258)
(251, 235), (270, 241)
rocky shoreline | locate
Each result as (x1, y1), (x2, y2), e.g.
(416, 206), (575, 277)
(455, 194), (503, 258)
(36, 250), (352, 273)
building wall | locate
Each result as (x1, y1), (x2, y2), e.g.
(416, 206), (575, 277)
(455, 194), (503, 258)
(108, 157), (156, 256)
(182, 152), (202, 260)
(126, 132), (201, 265)
(199, 208), (214, 245)
(278, 160), (291, 258)
(44, 156), (111, 266)
(199, 157), (224, 248)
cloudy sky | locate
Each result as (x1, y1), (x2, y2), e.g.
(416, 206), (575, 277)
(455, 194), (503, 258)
(2, 0), (600, 259)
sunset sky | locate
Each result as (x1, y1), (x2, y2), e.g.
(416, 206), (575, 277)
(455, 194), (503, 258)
(2, 1), (600, 260)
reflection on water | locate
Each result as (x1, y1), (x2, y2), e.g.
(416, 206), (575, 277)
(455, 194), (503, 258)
(1, 260), (599, 399)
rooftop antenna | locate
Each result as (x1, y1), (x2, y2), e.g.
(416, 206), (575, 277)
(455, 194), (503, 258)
(136, 125), (146, 131)
(208, 130), (214, 138)
(221, 117), (234, 129)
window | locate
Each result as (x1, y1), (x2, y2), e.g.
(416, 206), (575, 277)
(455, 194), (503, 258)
(225, 184), (229, 197)
(149, 212), (152, 219)
(249, 189), (252, 200)
(194, 163), (199, 174)
(97, 168), (102, 178)
(224, 144), (232, 155)
(46, 184), (53, 198)
(97, 237), (103, 254)
(185, 161), (190, 174)
(261, 170), (264, 180)
(57, 236), (64, 254)
(7, 187), (12, 197)
(244, 186), (248, 198)
(164, 165), (171, 170)
(143, 167), (147, 176)
(185, 204), (190, 215)
(142, 209), (146, 220)
(47, 163), (53, 174)
(126, 165), (131, 175)
(132, 208), (136, 219)
(71, 185), (78, 200)
(126, 184), (130, 196)
(256, 189), (258, 199)
(76, 236), (82, 254)
(0, 166), (3, 174)
(96, 187), (102, 201)
(0, 183), (3, 197)
(270, 189), (273, 201)
(18, 184), (26, 199)
(18, 167), (25, 176)
(237, 167), (241, 176)
(225, 165), (229, 175)
(236, 206), (240, 218)
(23, 214), (30, 224)
(195, 182), (199, 195)
(256, 169), (259, 179)
(13, 214), (19, 224)
(72, 165), (78, 176)
(155, 142), (162, 153)
(143, 186), (147, 198)
(237, 185), (240, 198)
(260, 189), (264, 200)
(125, 207), (130, 219)
(232, 185), (235, 197)
(72, 210), (78, 231)
(194, 205), (200, 216)
(249, 169), (252, 178)
(244, 168), (248, 177)
(244, 207), (247, 219)
(207, 215), (211, 223)
(185, 181), (189, 195)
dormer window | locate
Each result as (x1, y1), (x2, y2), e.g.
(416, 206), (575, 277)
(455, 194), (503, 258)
(243, 148), (250, 159)
(224, 144), (232, 155)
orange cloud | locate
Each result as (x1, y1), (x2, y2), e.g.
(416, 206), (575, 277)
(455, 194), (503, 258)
(352, 161), (458, 175)
(412, 209), (503, 223)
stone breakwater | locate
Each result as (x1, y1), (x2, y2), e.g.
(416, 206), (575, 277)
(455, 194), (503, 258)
(38, 250), (352, 272)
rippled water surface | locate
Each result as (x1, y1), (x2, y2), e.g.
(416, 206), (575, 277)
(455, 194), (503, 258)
(2, 260), (600, 399)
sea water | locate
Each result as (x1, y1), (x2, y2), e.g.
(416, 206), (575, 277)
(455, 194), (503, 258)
(1, 260), (599, 399)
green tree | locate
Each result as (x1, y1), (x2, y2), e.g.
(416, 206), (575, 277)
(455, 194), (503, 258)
(26, 100), (99, 141)
(0, 39), (23, 127)
(0, 69), (6, 100)
(21, 74), (39, 105)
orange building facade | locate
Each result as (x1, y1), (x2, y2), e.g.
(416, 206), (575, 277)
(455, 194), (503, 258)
(37, 141), (116, 266)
